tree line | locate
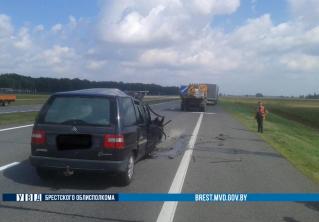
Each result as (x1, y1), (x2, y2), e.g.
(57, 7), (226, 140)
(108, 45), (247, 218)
(300, 93), (319, 99)
(0, 73), (179, 95)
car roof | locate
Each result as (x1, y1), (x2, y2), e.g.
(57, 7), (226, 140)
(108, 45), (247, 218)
(53, 88), (129, 97)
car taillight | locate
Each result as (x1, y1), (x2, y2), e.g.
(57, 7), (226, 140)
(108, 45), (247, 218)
(31, 130), (46, 145)
(103, 134), (124, 149)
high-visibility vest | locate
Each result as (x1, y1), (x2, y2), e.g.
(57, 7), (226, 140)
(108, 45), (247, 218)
(258, 106), (265, 116)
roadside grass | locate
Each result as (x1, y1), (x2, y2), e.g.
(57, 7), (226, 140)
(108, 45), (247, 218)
(14, 94), (49, 106)
(223, 97), (319, 129)
(0, 112), (38, 126)
(221, 98), (319, 184)
(16, 94), (49, 100)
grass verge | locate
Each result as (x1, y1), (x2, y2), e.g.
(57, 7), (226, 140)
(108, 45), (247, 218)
(221, 98), (319, 184)
(14, 94), (49, 106)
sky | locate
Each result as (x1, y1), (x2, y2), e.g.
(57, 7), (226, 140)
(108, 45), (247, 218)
(0, 0), (318, 96)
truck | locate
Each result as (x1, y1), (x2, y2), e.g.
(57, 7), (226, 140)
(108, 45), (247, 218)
(0, 94), (16, 106)
(206, 84), (219, 105)
(180, 84), (208, 112)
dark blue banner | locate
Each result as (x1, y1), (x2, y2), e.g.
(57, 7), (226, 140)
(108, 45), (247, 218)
(3, 193), (319, 202)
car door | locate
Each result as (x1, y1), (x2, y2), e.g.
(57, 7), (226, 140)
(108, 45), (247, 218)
(134, 101), (148, 159)
(119, 97), (139, 160)
(144, 105), (163, 154)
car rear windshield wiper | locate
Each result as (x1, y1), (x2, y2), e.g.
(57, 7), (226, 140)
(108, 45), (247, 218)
(60, 119), (90, 125)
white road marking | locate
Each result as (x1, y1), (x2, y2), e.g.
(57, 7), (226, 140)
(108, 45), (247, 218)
(156, 113), (204, 222)
(191, 112), (216, 114)
(0, 110), (39, 115)
(151, 101), (177, 106)
(0, 124), (34, 132)
(0, 162), (20, 171)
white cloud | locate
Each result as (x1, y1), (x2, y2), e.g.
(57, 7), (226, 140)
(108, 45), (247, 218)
(188, 0), (240, 15)
(68, 15), (77, 28)
(51, 23), (63, 33)
(1, 0), (319, 95)
(139, 48), (179, 66)
(34, 25), (44, 32)
(41, 45), (76, 65)
(99, 4), (182, 44)
(288, 0), (319, 25)
(280, 54), (319, 72)
(14, 27), (32, 49)
(86, 60), (108, 70)
(98, 0), (240, 44)
(0, 14), (14, 37)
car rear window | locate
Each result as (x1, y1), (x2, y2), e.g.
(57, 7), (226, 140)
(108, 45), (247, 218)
(39, 96), (115, 126)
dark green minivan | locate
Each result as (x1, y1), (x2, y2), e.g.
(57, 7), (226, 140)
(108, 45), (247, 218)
(30, 88), (163, 185)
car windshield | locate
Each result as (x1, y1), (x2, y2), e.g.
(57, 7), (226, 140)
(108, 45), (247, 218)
(41, 96), (114, 126)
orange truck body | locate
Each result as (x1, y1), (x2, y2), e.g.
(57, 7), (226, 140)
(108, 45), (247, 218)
(0, 94), (16, 106)
(180, 84), (208, 112)
(187, 84), (208, 98)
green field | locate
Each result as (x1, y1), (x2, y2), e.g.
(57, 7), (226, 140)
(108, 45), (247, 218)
(222, 97), (319, 129)
(221, 97), (319, 183)
(14, 94), (49, 106)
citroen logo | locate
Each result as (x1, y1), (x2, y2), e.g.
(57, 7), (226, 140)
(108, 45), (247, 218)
(71, 126), (78, 133)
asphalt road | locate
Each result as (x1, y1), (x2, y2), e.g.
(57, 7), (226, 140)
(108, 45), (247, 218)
(0, 104), (42, 114)
(0, 101), (318, 222)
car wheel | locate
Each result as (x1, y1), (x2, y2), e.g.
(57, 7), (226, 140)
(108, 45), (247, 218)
(118, 153), (135, 186)
(36, 167), (55, 180)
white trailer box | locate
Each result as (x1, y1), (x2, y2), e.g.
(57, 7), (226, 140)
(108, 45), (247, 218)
(207, 84), (219, 105)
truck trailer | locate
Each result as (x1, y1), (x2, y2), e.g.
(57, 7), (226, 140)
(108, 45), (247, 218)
(206, 84), (219, 105)
(180, 84), (208, 112)
(0, 95), (16, 106)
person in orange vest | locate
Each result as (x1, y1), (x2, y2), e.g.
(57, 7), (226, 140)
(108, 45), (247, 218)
(255, 101), (267, 133)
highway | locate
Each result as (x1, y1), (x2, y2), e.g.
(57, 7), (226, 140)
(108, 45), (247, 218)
(0, 104), (42, 114)
(0, 101), (318, 222)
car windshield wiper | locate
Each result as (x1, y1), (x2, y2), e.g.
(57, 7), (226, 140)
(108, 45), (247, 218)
(60, 119), (89, 125)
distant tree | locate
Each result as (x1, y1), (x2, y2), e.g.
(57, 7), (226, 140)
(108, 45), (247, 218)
(256, 93), (263, 98)
(306, 93), (319, 99)
(0, 73), (179, 95)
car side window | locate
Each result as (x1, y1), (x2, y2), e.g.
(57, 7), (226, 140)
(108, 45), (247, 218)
(136, 104), (147, 124)
(142, 105), (151, 124)
(120, 98), (137, 126)
(136, 105), (143, 124)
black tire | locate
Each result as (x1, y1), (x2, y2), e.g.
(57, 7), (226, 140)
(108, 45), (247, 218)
(36, 167), (56, 180)
(200, 104), (206, 112)
(117, 153), (135, 186)
(181, 103), (184, 111)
